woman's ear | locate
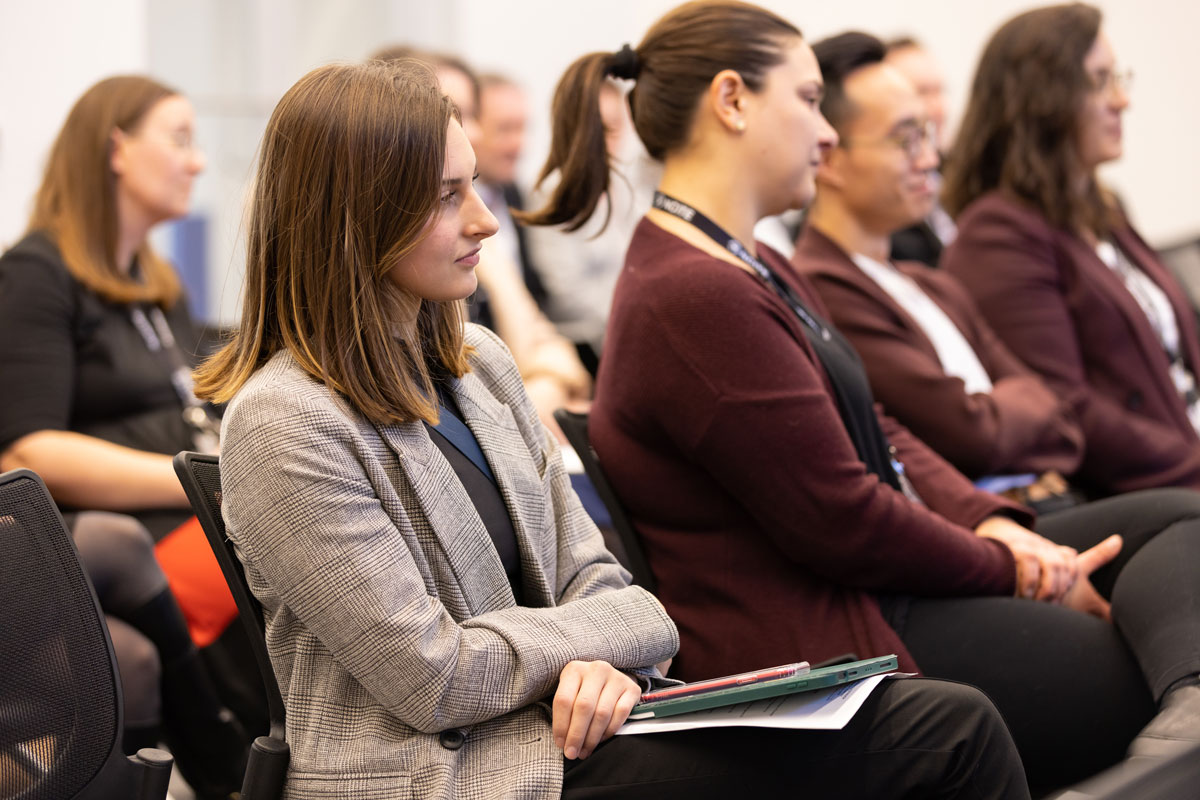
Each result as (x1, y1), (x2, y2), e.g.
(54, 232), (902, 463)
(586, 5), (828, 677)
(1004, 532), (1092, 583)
(708, 69), (748, 133)
(110, 128), (128, 177)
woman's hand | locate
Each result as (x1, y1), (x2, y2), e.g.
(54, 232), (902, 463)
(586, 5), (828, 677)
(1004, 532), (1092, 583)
(552, 660), (641, 760)
(1060, 535), (1122, 622)
(975, 515), (1078, 601)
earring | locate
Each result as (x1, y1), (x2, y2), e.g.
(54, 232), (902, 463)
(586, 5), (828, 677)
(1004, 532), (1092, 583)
(735, 120), (746, 131)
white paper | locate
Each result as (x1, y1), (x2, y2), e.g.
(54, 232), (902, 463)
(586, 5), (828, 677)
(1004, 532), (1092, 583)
(616, 673), (910, 735)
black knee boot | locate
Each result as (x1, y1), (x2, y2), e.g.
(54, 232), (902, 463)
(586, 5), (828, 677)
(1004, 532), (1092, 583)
(122, 587), (249, 799)
(161, 648), (250, 800)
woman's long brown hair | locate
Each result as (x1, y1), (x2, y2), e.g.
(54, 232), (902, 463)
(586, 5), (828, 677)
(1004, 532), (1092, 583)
(29, 75), (182, 306)
(942, 3), (1118, 235)
(193, 60), (471, 425)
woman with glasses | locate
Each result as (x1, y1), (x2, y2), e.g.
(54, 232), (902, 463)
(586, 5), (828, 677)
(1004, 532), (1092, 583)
(942, 3), (1200, 496)
(530, 0), (1200, 791)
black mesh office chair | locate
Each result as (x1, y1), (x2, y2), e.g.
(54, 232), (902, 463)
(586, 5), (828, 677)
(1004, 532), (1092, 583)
(0, 469), (173, 800)
(173, 452), (289, 800)
(553, 409), (658, 592)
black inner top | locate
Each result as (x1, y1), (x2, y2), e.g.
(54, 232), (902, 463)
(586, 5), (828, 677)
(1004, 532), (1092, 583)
(425, 386), (525, 605)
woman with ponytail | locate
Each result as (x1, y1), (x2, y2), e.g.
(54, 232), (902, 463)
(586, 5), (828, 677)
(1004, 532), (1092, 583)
(529, 0), (1200, 792)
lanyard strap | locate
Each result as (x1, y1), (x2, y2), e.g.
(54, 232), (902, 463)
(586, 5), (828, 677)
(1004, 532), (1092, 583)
(651, 192), (921, 503)
(128, 305), (220, 453)
(652, 191), (830, 341)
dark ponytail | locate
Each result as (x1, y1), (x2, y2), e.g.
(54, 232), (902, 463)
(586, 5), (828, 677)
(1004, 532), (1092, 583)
(522, 0), (800, 233)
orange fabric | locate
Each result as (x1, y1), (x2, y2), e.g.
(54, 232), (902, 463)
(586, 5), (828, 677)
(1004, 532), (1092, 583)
(154, 515), (237, 647)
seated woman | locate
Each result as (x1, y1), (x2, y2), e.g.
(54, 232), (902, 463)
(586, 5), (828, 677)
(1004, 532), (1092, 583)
(527, 0), (1200, 792)
(795, 31), (1083, 505)
(0, 76), (245, 798)
(195, 57), (1029, 799)
(941, 3), (1200, 494)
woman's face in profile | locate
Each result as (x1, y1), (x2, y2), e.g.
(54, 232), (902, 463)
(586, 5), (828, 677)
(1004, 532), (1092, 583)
(1076, 31), (1130, 172)
(739, 39), (838, 215)
(387, 120), (498, 303)
(110, 95), (205, 227)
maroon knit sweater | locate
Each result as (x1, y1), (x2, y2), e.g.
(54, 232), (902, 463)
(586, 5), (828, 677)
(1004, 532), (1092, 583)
(592, 219), (1023, 681)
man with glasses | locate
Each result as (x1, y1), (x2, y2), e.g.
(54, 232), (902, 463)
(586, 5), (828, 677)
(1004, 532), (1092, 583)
(883, 37), (958, 267)
(793, 31), (1086, 505)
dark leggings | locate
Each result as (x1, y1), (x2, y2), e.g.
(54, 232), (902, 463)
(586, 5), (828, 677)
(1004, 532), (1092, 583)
(69, 511), (192, 728)
(895, 488), (1200, 792)
(562, 677), (1029, 799)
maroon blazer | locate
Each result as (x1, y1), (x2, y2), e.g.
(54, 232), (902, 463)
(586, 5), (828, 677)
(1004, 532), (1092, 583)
(943, 191), (1200, 493)
(795, 226), (1084, 479)
(593, 220), (1024, 682)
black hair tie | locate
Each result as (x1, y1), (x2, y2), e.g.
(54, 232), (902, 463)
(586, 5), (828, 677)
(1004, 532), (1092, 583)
(608, 43), (641, 80)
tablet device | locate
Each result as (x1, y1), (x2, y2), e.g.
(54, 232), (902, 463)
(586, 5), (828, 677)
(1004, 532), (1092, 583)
(629, 654), (899, 719)
(639, 662), (810, 704)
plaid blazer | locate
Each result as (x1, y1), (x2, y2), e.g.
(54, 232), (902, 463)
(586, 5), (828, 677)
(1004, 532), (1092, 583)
(220, 324), (678, 799)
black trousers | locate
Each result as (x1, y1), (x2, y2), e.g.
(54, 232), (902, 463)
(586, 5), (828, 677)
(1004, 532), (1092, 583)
(562, 677), (1029, 799)
(894, 488), (1200, 792)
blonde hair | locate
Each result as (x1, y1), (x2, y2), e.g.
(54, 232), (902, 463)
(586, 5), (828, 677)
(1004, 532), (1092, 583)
(29, 75), (182, 306)
(194, 60), (472, 424)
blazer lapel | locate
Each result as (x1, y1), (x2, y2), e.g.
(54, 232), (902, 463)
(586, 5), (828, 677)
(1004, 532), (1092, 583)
(801, 228), (946, 364)
(373, 420), (516, 617)
(1116, 226), (1200, 379)
(446, 372), (556, 607)
(1066, 232), (1190, 426)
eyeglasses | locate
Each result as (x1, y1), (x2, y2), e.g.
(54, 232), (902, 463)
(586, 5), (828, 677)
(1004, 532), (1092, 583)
(841, 119), (938, 161)
(1087, 67), (1133, 97)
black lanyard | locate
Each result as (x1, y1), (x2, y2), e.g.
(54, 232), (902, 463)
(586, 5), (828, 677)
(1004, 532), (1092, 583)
(652, 191), (831, 341)
(128, 304), (220, 454)
(650, 191), (922, 504)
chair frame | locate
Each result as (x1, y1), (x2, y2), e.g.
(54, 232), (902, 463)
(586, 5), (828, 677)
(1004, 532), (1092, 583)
(172, 452), (289, 800)
(553, 408), (657, 592)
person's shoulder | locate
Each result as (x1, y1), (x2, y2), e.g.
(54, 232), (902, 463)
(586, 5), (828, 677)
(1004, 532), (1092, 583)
(957, 191), (1052, 236)
(0, 232), (74, 289)
(224, 350), (351, 439)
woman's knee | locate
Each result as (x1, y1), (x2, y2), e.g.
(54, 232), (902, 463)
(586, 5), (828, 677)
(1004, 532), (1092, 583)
(108, 616), (162, 728)
(71, 511), (166, 607)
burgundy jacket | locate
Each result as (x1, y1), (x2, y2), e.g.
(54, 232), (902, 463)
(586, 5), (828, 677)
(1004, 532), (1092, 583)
(943, 191), (1200, 493)
(593, 220), (1023, 682)
(795, 226), (1085, 479)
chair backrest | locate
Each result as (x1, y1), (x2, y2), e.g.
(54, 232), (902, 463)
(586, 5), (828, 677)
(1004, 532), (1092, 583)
(0, 469), (171, 800)
(173, 452), (290, 800)
(172, 452), (286, 739)
(553, 409), (658, 592)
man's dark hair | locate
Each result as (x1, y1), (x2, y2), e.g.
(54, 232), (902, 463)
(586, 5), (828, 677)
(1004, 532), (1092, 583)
(811, 31), (887, 133)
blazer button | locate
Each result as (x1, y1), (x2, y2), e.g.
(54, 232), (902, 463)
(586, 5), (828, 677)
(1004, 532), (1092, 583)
(1127, 390), (1144, 411)
(439, 730), (466, 750)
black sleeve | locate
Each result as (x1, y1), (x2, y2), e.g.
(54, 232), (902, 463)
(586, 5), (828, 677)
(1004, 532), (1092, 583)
(0, 239), (77, 451)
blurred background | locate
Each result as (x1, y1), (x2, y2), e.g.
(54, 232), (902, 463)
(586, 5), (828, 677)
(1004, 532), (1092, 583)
(2, 0), (1196, 325)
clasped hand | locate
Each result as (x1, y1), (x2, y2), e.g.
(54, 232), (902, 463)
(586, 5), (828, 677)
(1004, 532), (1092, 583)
(975, 516), (1122, 621)
(552, 660), (641, 760)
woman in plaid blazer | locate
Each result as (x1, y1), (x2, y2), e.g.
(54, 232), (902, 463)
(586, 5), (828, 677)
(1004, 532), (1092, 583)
(193, 49), (1027, 800)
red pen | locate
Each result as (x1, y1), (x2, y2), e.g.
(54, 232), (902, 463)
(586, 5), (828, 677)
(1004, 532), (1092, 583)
(639, 661), (810, 704)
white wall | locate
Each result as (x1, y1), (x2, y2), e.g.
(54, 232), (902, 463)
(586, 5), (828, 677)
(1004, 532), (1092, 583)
(0, 0), (148, 249)
(3, 0), (1198, 323)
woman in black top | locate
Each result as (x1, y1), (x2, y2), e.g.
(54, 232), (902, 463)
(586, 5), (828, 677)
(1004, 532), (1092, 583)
(0, 76), (244, 798)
